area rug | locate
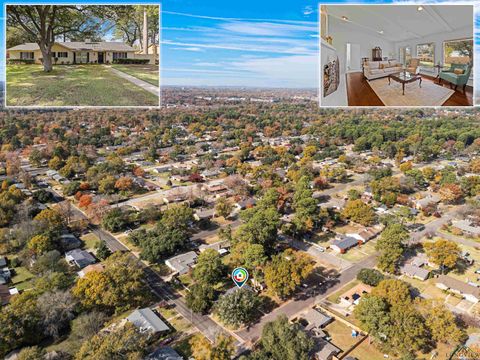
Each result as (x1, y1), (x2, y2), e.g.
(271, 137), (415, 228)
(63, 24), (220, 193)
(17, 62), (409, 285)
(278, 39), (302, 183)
(368, 77), (455, 106)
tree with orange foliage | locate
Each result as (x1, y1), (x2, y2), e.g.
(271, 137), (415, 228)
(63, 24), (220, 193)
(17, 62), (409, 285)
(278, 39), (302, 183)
(114, 176), (133, 192)
(132, 166), (145, 178)
(439, 184), (463, 204)
(79, 194), (93, 209)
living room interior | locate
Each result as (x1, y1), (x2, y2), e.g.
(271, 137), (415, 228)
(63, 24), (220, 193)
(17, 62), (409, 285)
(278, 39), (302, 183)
(320, 4), (474, 107)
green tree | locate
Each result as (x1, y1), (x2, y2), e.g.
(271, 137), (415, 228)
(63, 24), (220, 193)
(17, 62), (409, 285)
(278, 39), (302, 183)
(98, 175), (117, 195)
(264, 249), (313, 299)
(186, 283), (216, 314)
(357, 268), (385, 286)
(375, 224), (407, 273)
(215, 197), (234, 218)
(292, 176), (319, 234)
(73, 253), (146, 313)
(101, 208), (130, 232)
(28, 234), (55, 255)
(131, 224), (189, 263)
(0, 292), (42, 357)
(424, 239), (460, 273)
(237, 206), (280, 253)
(160, 204), (195, 233)
(420, 301), (466, 345)
(75, 323), (147, 360)
(95, 240), (111, 260)
(261, 315), (314, 360)
(193, 248), (225, 284)
(342, 199), (376, 226)
(355, 280), (429, 357)
(214, 288), (261, 328)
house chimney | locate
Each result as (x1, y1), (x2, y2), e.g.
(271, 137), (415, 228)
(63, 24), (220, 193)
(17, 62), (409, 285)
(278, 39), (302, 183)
(143, 7), (148, 54)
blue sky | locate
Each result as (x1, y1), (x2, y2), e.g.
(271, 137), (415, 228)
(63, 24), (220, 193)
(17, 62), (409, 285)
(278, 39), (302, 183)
(1, 1), (480, 88)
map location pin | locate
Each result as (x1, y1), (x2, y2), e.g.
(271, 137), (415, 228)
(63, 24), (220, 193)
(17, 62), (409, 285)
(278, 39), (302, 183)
(231, 267), (249, 288)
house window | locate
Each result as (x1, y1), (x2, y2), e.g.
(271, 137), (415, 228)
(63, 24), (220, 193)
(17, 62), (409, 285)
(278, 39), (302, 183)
(416, 43), (435, 68)
(54, 52), (68, 58)
(443, 38), (473, 68)
(20, 52), (34, 60)
(113, 52), (127, 60)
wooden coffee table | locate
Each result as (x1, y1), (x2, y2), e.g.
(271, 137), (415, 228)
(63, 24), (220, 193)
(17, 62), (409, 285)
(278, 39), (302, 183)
(388, 71), (422, 95)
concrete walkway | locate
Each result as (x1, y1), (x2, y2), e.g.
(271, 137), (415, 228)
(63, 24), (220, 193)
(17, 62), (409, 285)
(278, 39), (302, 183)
(106, 66), (159, 96)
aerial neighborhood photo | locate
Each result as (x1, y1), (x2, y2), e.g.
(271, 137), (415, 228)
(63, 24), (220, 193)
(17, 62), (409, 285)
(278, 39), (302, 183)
(5, 5), (160, 107)
(0, 1), (479, 360)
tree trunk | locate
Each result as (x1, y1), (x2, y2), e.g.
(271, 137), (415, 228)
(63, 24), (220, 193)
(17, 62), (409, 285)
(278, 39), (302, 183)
(39, 43), (53, 72)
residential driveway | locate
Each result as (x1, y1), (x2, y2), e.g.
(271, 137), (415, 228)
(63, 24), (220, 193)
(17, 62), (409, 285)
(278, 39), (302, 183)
(408, 204), (467, 245)
(289, 238), (352, 270)
(107, 65), (159, 96)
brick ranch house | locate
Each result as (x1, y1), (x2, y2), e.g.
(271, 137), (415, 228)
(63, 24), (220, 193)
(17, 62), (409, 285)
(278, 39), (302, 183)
(7, 41), (155, 65)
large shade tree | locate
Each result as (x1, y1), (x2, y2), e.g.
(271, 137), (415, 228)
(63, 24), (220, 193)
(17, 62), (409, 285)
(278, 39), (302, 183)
(7, 5), (102, 71)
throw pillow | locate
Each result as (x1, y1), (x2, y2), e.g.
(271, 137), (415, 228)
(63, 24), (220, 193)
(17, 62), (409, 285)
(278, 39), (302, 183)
(379, 64), (384, 69)
(453, 68), (465, 75)
(369, 62), (379, 69)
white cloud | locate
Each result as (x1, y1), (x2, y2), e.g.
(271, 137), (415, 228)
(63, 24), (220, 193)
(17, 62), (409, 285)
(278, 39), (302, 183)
(171, 47), (204, 52)
(220, 21), (316, 36)
(162, 40), (315, 55)
(303, 6), (314, 16)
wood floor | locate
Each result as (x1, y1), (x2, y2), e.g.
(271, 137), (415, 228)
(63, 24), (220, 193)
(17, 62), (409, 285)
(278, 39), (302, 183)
(346, 72), (473, 107)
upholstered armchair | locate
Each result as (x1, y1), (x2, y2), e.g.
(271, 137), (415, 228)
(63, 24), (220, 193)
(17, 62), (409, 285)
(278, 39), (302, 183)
(439, 63), (472, 92)
(405, 58), (420, 74)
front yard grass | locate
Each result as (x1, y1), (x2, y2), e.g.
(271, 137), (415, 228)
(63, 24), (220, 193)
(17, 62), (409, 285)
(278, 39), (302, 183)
(81, 232), (100, 250)
(11, 266), (35, 291)
(6, 64), (159, 106)
(111, 64), (159, 86)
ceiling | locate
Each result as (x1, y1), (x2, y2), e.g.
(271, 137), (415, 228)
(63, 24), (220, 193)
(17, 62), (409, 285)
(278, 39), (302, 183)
(326, 5), (473, 42)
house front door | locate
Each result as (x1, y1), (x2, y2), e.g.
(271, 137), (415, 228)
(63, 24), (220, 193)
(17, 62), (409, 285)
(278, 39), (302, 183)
(98, 52), (104, 64)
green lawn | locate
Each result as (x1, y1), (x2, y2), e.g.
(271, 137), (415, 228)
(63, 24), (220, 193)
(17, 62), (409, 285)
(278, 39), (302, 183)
(81, 232), (100, 250)
(111, 64), (159, 86)
(11, 266), (35, 291)
(6, 64), (159, 106)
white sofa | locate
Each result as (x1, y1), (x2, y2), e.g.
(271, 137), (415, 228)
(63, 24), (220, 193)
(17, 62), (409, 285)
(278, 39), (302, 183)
(364, 60), (403, 80)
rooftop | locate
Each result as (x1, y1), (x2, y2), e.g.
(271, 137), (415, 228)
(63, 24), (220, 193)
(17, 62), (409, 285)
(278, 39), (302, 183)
(8, 41), (135, 52)
(127, 308), (169, 334)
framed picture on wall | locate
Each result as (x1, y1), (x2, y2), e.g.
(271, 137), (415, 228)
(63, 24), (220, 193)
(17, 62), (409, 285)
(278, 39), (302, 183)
(323, 56), (339, 97)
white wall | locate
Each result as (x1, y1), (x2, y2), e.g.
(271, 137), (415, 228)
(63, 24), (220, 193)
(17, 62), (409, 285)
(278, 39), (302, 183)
(329, 16), (396, 73)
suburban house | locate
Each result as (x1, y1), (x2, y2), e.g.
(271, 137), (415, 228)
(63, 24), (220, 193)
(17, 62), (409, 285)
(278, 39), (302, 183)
(340, 283), (372, 308)
(452, 220), (480, 237)
(346, 225), (383, 243)
(436, 275), (480, 303)
(65, 249), (96, 269)
(127, 307), (169, 334)
(59, 233), (82, 251)
(401, 263), (430, 281)
(0, 267), (11, 284)
(414, 192), (441, 211)
(145, 347), (183, 360)
(314, 339), (341, 360)
(7, 41), (155, 64)
(303, 308), (333, 333)
(330, 236), (359, 253)
(165, 251), (197, 275)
